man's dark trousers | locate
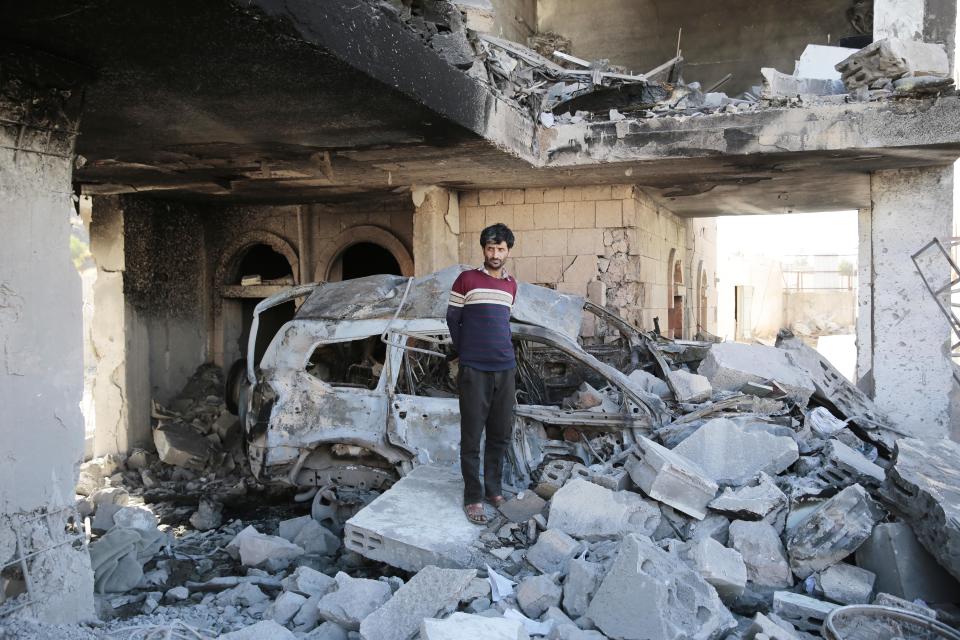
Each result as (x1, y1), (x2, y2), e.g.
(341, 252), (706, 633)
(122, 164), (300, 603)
(458, 364), (516, 503)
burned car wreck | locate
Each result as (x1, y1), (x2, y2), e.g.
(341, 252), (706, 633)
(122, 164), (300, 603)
(228, 265), (671, 524)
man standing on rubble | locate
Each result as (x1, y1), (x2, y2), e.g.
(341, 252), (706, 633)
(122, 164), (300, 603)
(446, 223), (518, 525)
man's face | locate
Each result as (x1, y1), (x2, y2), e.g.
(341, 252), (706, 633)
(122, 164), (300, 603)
(483, 241), (510, 271)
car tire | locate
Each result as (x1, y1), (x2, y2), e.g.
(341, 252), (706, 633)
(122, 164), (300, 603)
(225, 358), (247, 416)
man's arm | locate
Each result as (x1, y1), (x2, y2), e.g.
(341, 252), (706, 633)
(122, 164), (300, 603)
(446, 274), (467, 354)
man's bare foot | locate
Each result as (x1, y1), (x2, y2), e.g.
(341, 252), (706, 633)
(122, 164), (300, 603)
(464, 502), (486, 525)
(485, 495), (506, 508)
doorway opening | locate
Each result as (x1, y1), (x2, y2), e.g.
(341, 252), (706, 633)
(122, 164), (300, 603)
(330, 242), (402, 281)
(668, 257), (684, 339)
(231, 244), (296, 365)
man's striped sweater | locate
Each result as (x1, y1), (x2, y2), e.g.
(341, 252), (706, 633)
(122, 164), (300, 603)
(446, 267), (518, 371)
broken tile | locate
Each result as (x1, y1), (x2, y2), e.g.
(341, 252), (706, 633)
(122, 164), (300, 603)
(359, 566), (476, 640)
(547, 478), (660, 540)
(625, 436), (718, 520)
(316, 572), (392, 631)
(881, 437), (960, 582)
(728, 520), (792, 589)
(587, 534), (735, 640)
(673, 418), (799, 487)
(785, 484), (882, 579)
(854, 521), (960, 603)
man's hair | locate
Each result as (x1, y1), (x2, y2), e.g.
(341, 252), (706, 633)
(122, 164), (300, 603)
(480, 222), (515, 249)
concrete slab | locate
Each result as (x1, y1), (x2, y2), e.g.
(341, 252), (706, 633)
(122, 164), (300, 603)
(547, 478), (660, 540)
(344, 465), (486, 571)
(697, 343), (815, 406)
(625, 436), (718, 520)
(420, 612), (529, 640)
(855, 522), (960, 603)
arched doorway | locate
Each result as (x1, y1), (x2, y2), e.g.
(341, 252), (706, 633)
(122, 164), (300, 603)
(214, 231), (300, 368)
(667, 250), (684, 339)
(330, 242), (402, 281)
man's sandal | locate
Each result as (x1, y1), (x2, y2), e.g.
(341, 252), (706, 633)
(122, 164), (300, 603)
(485, 495), (506, 509)
(464, 503), (487, 525)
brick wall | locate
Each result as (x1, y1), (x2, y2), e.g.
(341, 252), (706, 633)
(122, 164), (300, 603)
(459, 185), (717, 338)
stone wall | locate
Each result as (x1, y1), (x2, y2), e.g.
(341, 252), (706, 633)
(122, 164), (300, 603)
(458, 185), (717, 338)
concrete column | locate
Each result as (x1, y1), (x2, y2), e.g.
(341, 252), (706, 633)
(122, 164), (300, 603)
(866, 167), (957, 439)
(412, 185), (460, 276)
(855, 207), (874, 394)
(89, 196), (151, 456)
(0, 53), (94, 621)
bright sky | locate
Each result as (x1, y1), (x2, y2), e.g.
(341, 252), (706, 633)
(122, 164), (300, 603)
(717, 210), (859, 258)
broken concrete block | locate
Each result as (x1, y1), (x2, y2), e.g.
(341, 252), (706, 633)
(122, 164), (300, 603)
(836, 38), (949, 89)
(219, 620), (296, 640)
(282, 566), (337, 599)
(785, 484), (882, 579)
(189, 498), (222, 531)
(881, 437), (960, 582)
(291, 594), (323, 633)
(164, 586), (189, 603)
(746, 613), (799, 640)
(111, 506), (158, 531)
(854, 521), (960, 603)
(526, 529), (584, 575)
(232, 527), (305, 570)
(420, 612), (529, 640)
(673, 418), (799, 487)
(547, 479), (660, 540)
(669, 369), (712, 403)
(562, 558), (603, 618)
(626, 436), (718, 520)
(344, 465), (485, 571)
(516, 574), (562, 619)
(872, 592), (938, 619)
(626, 369), (671, 399)
(267, 591), (308, 626)
(153, 421), (218, 471)
(215, 581), (270, 607)
(771, 591), (838, 633)
(536, 460), (575, 499)
(294, 518), (341, 556)
(587, 466), (629, 492)
(812, 563), (875, 605)
(709, 473), (787, 530)
(675, 537), (748, 603)
(760, 68), (846, 98)
(815, 439), (885, 489)
(499, 492), (547, 524)
(279, 515), (313, 542)
(316, 572), (392, 631)
(698, 342), (815, 406)
(728, 520), (792, 589)
(89, 526), (166, 594)
(587, 534), (735, 640)
(360, 566), (476, 640)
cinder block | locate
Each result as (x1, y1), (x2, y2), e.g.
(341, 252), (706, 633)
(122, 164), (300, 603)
(595, 200), (623, 228)
(537, 256), (563, 282)
(573, 201), (596, 228)
(542, 229), (569, 256)
(502, 189), (525, 204)
(543, 188), (564, 202)
(512, 203), (535, 230)
(625, 436), (718, 520)
(462, 206), (486, 232)
(533, 202), (559, 229)
(562, 186), (582, 201)
(580, 185), (612, 201)
(459, 190), (480, 207)
(568, 229), (602, 255)
(478, 190), (502, 206)
(587, 280), (606, 306)
(524, 188), (544, 204)
(518, 229), (542, 257)
(557, 281), (587, 297)
(610, 184), (634, 199)
(485, 204), (514, 228)
(558, 202), (576, 228)
(561, 255), (597, 284)
(512, 257), (538, 282)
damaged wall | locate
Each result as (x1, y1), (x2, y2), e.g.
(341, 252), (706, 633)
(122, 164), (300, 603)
(0, 50), (95, 622)
(536, 0), (853, 95)
(489, 0), (538, 44)
(459, 185), (717, 338)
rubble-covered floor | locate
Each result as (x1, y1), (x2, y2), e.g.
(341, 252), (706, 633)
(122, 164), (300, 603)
(4, 325), (960, 640)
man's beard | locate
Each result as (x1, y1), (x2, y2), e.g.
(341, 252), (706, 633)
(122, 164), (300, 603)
(485, 258), (503, 270)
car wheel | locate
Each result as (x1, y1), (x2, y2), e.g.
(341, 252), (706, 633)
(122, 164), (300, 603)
(224, 358), (247, 416)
